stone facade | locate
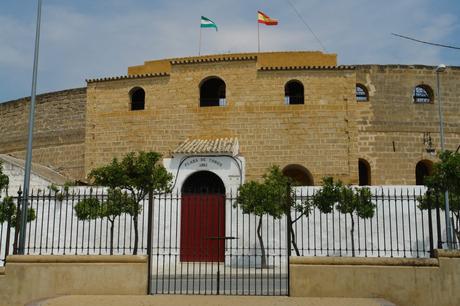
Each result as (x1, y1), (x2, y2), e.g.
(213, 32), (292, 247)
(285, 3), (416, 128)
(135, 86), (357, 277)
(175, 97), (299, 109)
(0, 88), (86, 180)
(356, 65), (460, 184)
(0, 52), (459, 186)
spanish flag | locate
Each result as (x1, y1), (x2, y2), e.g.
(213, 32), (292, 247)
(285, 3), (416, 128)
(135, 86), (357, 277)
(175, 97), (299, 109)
(258, 11), (278, 26)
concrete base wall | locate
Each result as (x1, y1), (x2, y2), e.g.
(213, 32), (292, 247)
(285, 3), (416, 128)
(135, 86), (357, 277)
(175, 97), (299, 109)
(0, 255), (147, 306)
(30, 295), (395, 306)
(290, 250), (460, 306)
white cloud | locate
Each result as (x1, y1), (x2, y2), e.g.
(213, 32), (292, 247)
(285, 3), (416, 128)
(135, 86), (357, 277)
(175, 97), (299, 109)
(0, 0), (459, 101)
(0, 16), (34, 68)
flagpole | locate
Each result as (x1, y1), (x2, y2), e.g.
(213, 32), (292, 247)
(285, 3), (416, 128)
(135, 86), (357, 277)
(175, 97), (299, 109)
(199, 25), (202, 56)
(257, 21), (260, 52)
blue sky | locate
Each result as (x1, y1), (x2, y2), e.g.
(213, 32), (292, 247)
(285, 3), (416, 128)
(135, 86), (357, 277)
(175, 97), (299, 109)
(1, 0), (459, 102)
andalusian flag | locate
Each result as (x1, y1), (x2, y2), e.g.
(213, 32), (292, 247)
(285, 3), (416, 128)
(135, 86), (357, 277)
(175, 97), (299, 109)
(201, 16), (218, 31)
(258, 11), (278, 26)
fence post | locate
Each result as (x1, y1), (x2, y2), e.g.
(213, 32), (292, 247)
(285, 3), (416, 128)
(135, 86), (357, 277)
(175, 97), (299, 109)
(146, 189), (153, 294)
(286, 188), (292, 296)
(435, 193), (443, 249)
(427, 191), (434, 257)
(13, 188), (23, 254)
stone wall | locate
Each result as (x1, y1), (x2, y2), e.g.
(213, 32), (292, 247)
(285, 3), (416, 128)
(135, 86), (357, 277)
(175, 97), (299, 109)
(127, 51), (337, 75)
(1, 54), (459, 186)
(0, 255), (147, 306)
(290, 250), (460, 306)
(0, 88), (87, 180)
(356, 65), (460, 185)
(85, 60), (357, 184)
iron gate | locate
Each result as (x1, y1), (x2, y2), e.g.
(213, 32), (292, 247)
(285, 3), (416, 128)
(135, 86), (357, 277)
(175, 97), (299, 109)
(148, 192), (289, 295)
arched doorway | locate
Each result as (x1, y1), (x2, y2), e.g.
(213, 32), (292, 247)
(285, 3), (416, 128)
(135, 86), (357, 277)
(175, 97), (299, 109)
(180, 171), (225, 262)
(282, 164), (314, 186)
(416, 160), (433, 185)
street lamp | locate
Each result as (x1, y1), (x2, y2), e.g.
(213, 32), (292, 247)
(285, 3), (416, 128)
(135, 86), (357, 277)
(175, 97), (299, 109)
(435, 63), (453, 249)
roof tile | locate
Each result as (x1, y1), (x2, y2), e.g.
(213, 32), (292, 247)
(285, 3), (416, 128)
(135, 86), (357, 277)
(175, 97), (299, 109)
(173, 138), (239, 156)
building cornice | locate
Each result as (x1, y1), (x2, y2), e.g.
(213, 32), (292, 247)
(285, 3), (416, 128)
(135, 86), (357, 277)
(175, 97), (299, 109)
(170, 55), (257, 65)
(86, 72), (169, 84)
(259, 65), (355, 71)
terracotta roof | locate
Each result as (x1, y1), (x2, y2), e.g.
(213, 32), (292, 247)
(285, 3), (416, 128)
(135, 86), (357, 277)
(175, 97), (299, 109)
(259, 65), (355, 71)
(173, 138), (239, 155)
(171, 55), (257, 65)
(86, 72), (169, 83)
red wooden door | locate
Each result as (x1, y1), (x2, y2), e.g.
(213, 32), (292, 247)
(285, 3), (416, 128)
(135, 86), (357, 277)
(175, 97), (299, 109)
(180, 194), (225, 262)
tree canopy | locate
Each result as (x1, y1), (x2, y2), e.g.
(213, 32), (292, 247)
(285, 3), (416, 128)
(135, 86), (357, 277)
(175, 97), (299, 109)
(0, 161), (9, 194)
(75, 188), (135, 254)
(89, 151), (173, 200)
(87, 151), (173, 254)
(418, 150), (460, 242)
(311, 176), (375, 256)
(236, 165), (312, 262)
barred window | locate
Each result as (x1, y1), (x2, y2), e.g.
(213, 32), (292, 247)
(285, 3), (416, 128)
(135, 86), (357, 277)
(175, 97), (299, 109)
(130, 87), (145, 111)
(413, 85), (433, 104)
(356, 84), (369, 102)
(284, 80), (304, 105)
(200, 77), (226, 107)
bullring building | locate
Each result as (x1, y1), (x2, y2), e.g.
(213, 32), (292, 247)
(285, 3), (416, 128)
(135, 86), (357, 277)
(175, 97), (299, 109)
(0, 51), (459, 192)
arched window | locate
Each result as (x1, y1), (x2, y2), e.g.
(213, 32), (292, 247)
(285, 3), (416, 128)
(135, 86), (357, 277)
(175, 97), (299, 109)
(413, 85), (433, 104)
(130, 87), (145, 111)
(358, 159), (371, 186)
(200, 77), (226, 107)
(284, 80), (304, 105)
(282, 164), (314, 186)
(356, 84), (369, 102)
(416, 160), (433, 185)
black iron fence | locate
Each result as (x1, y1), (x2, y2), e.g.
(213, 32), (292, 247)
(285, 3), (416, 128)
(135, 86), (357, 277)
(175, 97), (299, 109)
(0, 186), (457, 295)
(290, 187), (452, 258)
(0, 188), (150, 264)
(150, 192), (288, 295)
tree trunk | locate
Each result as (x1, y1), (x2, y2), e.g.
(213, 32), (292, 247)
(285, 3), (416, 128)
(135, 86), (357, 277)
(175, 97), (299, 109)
(257, 216), (267, 268)
(285, 184), (300, 255)
(13, 208), (21, 255)
(350, 213), (355, 257)
(109, 220), (114, 255)
(4, 219), (11, 259)
(133, 214), (139, 255)
(289, 220), (300, 256)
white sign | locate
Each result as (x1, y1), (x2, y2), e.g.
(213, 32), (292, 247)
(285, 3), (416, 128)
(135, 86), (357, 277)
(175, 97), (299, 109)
(163, 155), (245, 193)
(183, 157), (224, 169)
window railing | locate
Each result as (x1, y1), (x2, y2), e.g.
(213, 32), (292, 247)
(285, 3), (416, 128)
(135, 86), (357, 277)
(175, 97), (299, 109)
(200, 98), (227, 107)
(284, 96), (304, 105)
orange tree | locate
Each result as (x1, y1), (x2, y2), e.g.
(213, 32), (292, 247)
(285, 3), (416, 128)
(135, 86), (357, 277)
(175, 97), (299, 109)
(75, 188), (135, 255)
(236, 166), (312, 264)
(88, 151), (172, 255)
(311, 177), (375, 256)
(418, 151), (460, 242)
